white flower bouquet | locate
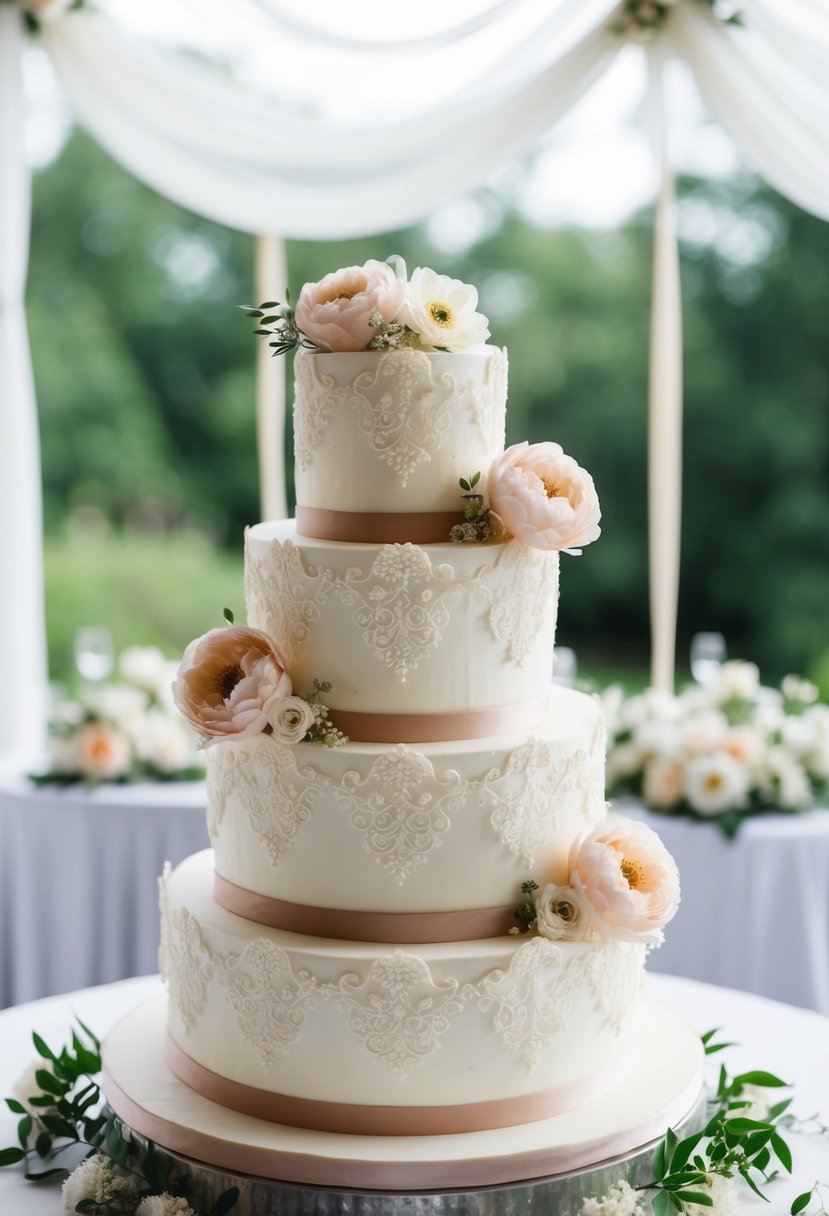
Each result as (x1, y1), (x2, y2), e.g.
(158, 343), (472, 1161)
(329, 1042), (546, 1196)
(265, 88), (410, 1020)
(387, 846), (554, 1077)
(32, 646), (204, 787)
(603, 662), (829, 836)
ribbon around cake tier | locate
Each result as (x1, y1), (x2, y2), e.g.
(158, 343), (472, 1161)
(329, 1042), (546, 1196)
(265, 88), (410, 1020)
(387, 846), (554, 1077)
(330, 695), (551, 744)
(165, 1035), (627, 1136)
(214, 873), (518, 942)
(296, 506), (464, 545)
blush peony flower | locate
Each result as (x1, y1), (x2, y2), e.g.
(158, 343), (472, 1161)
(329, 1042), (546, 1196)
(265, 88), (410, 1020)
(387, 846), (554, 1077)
(295, 259), (406, 352)
(569, 819), (680, 944)
(487, 441), (601, 553)
(643, 758), (684, 810)
(173, 626), (291, 743)
(397, 266), (490, 350)
(534, 883), (595, 941)
(74, 721), (133, 781)
(268, 695), (316, 745)
(684, 753), (750, 815)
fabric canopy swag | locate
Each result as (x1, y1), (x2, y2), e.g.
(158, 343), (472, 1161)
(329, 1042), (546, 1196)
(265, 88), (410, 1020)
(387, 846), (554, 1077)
(2, 0), (827, 754)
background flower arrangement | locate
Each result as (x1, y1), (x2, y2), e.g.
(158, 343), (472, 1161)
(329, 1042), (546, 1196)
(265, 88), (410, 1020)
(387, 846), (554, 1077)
(33, 646), (203, 787)
(603, 662), (829, 837)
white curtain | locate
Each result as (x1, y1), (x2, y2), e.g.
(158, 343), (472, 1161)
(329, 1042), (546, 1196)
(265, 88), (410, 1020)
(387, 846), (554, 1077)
(3, 0), (829, 753)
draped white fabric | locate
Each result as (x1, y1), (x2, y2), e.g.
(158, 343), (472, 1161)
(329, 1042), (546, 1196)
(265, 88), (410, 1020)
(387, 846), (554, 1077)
(2, 0), (828, 752)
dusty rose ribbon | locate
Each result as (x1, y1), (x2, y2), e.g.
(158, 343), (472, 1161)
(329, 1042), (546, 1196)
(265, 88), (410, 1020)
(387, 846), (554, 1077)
(165, 1036), (626, 1136)
(331, 695), (550, 744)
(214, 872), (517, 942)
(296, 505), (462, 544)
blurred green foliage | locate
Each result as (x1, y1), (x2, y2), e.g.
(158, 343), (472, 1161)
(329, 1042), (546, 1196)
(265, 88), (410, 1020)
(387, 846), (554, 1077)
(29, 131), (828, 687)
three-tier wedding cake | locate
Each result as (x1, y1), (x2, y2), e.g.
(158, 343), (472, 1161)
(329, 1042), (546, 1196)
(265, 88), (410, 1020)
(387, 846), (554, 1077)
(101, 260), (702, 1198)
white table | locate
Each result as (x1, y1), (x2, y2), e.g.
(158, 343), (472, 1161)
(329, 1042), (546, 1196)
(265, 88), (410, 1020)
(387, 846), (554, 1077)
(618, 800), (829, 1015)
(0, 763), (208, 1008)
(0, 974), (826, 1213)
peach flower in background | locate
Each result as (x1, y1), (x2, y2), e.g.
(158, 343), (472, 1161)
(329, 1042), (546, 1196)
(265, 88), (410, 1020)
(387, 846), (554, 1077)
(73, 721), (132, 781)
(173, 626), (291, 743)
(642, 758), (684, 809)
(569, 818), (680, 944)
(295, 259), (406, 352)
(487, 441), (601, 553)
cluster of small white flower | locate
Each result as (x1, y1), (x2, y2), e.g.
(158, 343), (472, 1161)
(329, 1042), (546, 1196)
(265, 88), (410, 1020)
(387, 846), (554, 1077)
(44, 646), (202, 784)
(603, 661), (827, 819)
(581, 1173), (740, 1216)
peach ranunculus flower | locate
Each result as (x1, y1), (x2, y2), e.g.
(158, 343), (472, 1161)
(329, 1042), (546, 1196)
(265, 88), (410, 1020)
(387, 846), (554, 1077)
(294, 260), (406, 353)
(487, 441), (601, 553)
(172, 626), (291, 744)
(569, 818), (680, 944)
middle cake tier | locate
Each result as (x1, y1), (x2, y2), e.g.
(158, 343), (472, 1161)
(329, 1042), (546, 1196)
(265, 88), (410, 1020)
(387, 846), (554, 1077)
(207, 687), (605, 932)
(244, 521), (559, 734)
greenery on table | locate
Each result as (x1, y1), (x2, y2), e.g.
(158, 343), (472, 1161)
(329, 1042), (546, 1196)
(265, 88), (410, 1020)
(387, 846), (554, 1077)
(29, 130), (829, 691)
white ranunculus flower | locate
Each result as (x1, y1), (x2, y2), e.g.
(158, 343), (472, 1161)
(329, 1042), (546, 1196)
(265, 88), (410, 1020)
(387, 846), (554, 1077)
(680, 710), (729, 758)
(84, 684), (148, 726)
(714, 659), (760, 703)
(129, 711), (200, 774)
(718, 724), (766, 773)
(684, 753), (750, 815)
(780, 714), (816, 761)
(534, 883), (594, 941)
(781, 674), (820, 705)
(119, 645), (169, 693)
(398, 266), (490, 350)
(62, 1154), (134, 1214)
(634, 718), (680, 760)
(804, 704), (829, 778)
(767, 746), (811, 809)
(74, 721), (133, 781)
(268, 696), (316, 745)
(51, 699), (86, 729)
(136, 1194), (199, 1216)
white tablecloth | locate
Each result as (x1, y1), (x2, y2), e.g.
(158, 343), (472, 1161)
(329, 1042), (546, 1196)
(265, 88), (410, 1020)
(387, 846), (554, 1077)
(0, 974), (827, 1212)
(618, 800), (829, 1015)
(0, 763), (208, 1008)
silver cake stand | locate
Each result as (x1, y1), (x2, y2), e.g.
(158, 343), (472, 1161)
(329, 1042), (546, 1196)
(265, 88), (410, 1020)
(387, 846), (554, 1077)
(115, 1089), (706, 1216)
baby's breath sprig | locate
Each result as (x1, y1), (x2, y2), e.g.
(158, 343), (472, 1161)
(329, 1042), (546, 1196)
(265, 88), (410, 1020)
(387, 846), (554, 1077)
(242, 293), (313, 358)
(302, 680), (349, 748)
(366, 312), (411, 351)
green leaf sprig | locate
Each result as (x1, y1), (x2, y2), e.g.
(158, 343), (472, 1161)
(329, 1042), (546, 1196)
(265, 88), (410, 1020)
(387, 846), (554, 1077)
(242, 292), (312, 358)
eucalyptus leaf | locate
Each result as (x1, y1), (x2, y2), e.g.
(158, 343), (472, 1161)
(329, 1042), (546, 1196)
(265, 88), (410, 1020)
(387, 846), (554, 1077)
(0, 1146), (25, 1166)
(17, 1115), (32, 1149)
(724, 1117), (773, 1134)
(676, 1192), (714, 1207)
(5, 1098), (25, 1114)
(791, 1191), (813, 1214)
(770, 1132), (792, 1173)
(668, 1130), (706, 1174)
(23, 1166), (69, 1181)
(740, 1167), (771, 1202)
(34, 1131), (52, 1158)
(651, 1191), (672, 1216)
(733, 1070), (788, 1088)
(32, 1033), (56, 1062)
(212, 1186), (241, 1215)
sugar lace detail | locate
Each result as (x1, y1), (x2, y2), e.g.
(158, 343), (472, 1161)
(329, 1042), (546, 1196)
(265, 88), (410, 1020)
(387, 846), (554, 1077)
(333, 544), (464, 681)
(209, 741), (327, 865)
(481, 739), (585, 867)
(293, 353), (340, 472)
(465, 937), (584, 1070)
(327, 951), (464, 1078)
(160, 871), (215, 1032)
(335, 746), (463, 882)
(219, 939), (321, 1067)
(586, 941), (644, 1035)
(482, 542), (559, 666)
(244, 535), (332, 665)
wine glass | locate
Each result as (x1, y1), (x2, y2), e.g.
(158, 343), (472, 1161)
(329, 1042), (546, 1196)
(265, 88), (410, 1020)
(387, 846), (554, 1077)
(552, 646), (577, 688)
(690, 632), (726, 686)
(73, 626), (114, 683)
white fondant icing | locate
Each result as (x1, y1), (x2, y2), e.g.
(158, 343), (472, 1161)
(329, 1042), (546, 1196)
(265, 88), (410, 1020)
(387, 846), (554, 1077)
(293, 347), (507, 512)
(244, 523), (559, 714)
(208, 689), (605, 913)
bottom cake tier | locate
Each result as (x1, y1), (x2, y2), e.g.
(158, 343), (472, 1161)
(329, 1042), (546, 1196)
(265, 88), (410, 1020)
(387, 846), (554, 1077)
(102, 991), (704, 1197)
(161, 851), (650, 1134)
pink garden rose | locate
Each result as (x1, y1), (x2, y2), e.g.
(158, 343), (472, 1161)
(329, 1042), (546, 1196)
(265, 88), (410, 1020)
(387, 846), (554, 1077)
(569, 818), (680, 944)
(295, 259), (406, 352)
(172, 626), (291, 743)
(487, 441), (601, 552)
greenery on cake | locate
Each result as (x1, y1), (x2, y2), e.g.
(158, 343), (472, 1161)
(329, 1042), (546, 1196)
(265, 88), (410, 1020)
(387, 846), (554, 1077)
(609, 0), (743, 41)
(449, 471), (504, 543)
(172, 612), (347, 749)
(603, 662), (829, 837)
(244, 255), (490, 355)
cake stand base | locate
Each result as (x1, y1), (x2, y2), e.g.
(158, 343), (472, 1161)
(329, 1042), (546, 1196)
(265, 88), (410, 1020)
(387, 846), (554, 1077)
(103, 993), (705, 1213)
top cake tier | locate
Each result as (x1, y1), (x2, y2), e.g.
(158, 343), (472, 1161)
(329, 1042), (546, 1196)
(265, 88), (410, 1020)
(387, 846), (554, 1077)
(293, 346), (507, 541)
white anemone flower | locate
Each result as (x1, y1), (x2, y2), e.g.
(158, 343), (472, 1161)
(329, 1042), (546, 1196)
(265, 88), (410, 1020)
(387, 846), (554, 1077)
(685, 753), (750, 815)
(398, 266), (490, 350)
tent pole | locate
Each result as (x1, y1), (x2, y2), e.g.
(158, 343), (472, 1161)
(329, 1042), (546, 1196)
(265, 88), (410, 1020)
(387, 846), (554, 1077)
(255, 234), (288, 522)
